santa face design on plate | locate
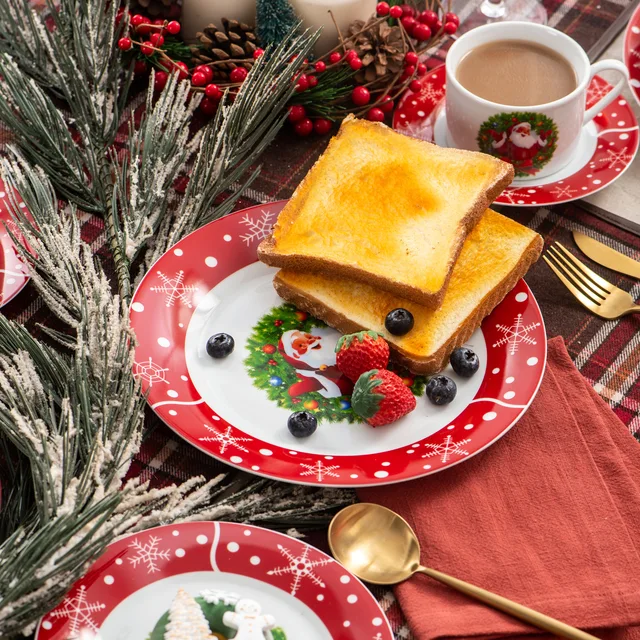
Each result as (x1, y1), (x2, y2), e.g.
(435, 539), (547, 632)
(278, 328), (352, 399)
(476, 112), (558, 177)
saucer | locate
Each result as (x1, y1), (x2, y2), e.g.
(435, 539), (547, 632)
(624, 3), (640, 105)
(392, 65), (639, 207)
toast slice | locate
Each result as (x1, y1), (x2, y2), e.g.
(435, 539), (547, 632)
(258, 115), (514, 307)
(273, 209), (542, 375)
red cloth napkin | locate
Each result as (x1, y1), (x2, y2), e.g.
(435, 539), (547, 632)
(359, 337), (640, 640)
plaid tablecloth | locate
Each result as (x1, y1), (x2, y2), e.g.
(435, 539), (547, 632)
(3, 0), (640, 638)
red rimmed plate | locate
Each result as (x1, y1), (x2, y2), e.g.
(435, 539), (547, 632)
(36, 521), (393, 640)
(624, 4), (640, 105)
(128, 201), (546, 486)
(0, 179), (29, 307)
(393, 64), (639, 207)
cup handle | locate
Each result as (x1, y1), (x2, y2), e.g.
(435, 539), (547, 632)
(583, 59), (629, 125)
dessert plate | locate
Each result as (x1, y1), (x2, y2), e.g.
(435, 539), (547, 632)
(36, 521), (393, 640)
(129, 202), (546, 487)
(393, 65), (639, 207)
(0, 180), (29, 308)
(624, 3), (640, 105)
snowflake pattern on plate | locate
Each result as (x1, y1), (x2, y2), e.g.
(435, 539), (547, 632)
(493, 314), (541, 355)
(239, 210), (276, 246)
(48, 585), (105, 637)
(266, 544), (331, 596)
(421, 435), (471, 463)
(150, 270), (198, 308)
(128, 535), (171, 573)
(299, 461), (340, 482)
(598, 147), (634, 169)
(133, 357), (169, 386)
(198, 424), (253, 454)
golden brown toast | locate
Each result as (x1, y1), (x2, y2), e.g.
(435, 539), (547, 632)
(258, 115), (514, 307)
(273, 209), (542, 375)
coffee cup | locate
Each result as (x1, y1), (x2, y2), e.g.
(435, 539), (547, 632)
(445, 22), (628, 180)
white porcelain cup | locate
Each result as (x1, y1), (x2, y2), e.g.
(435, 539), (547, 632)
(445, 22), (629, 180)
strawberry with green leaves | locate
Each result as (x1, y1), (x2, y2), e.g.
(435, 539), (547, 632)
(351, 369), (416, 427)
(335, 331), (390, 382)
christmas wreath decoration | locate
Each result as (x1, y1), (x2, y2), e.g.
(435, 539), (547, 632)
(476, 111), (558, 177)
(244, 304), (426, 423)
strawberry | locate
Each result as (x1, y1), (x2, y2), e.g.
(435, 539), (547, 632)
(335, 331), (390, 382)
(351, 369), (416, 427)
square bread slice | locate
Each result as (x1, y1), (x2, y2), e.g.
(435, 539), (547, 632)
(272, 209), (542, 375)
(258, 115), (514, 307)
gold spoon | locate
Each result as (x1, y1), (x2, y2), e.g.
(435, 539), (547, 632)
(328, 503), (600, 640)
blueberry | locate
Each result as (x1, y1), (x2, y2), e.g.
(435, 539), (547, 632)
(385, 308), (414, 336)
(450, 347), (479, 378)
(425, 375), (457, 405)
(206, 333), (235, 359)
(287, 411), (318, 438)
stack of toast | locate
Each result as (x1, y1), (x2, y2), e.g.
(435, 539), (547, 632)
(258, 116), (543, 375)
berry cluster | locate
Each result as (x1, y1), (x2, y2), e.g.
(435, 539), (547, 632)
(375, 2), (459, 37)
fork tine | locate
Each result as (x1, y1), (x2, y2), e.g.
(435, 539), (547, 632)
(543, 254), (602, 312)
(548, 246), (607, 300)
(554, 242), (614, 292)
(546, 251), (603, 306)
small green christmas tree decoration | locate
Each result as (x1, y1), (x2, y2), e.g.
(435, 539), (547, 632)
(257, 0), (300, 48)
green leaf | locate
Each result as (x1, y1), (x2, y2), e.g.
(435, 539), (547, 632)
(351, 370), (383, 419)
(336, 330), (381, 352)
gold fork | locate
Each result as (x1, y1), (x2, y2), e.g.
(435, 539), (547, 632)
(543, 242), (640, 319)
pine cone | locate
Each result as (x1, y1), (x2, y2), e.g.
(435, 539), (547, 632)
(130, 0), (180, 18)
(190, 18), (258, 82)
(347, 18), (405, 84)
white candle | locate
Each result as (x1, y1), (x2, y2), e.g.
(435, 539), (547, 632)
(290, 0), (376, 56)
(181, 0), (257, 44)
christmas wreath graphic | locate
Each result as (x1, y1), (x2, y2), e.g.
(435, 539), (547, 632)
(244, 303), (426, 423)
(477, 111), (558, 177)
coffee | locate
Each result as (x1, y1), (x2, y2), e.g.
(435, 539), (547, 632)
(456, 40), (578, 106)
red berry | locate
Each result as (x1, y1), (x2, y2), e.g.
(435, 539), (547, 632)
(314, 118), (332, 135)
(445, 12), (460, 25)
(417, 62), (427, 76)
(172, 61), (188, 81)
(295, 73), (309, 91)
(443, 21), (458, 34)
(404, 51), (418, 66)
(200, 97), (216, 116)
(400, 4), (415, 17)
(117, 37), (132, 51)
(345, 49), (358, 61)
(205, 83), (221, 99)
(134, 60), (148, 75)
(315, 60), (326, 72)
(288, 104), (306, 123)
(403, 64), (415, 77)
(268, 359), (277, 366)
(329, 51), (342, 64)
(140, 41), (154, 56)
(351, 85), (370, 106)
(434, 19), (442, 31)
(191, 71), (207, 87)
(253, 48), (265, 59)
(349, 56), (363, 71)
(150, 33), (164, 47)
(230, 67), (248, 83)
(195, 64), (213, 83)
(379, 95), (394, 113)
(307, 74), (318, 88)
(400, 16), (416, 34)
(137, 21), (153, 35)
(262, 344), (277, 354)
(376, 2), (390, 16)
(115, 8), (126, 24)
(153, 18), (165, 25)
(154, 70), (168, 91)
(389, 5), (403, 18)
(166, 20), (181, 35)
(294, 118), (313, 136)
(367, 107), (385, 122)
(130, 14), (145, 27)
(419, 10), (438, 26)
(352, 369), (416, 427)
(412, 23), (432, 41)
(409, 79), (422, 92)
